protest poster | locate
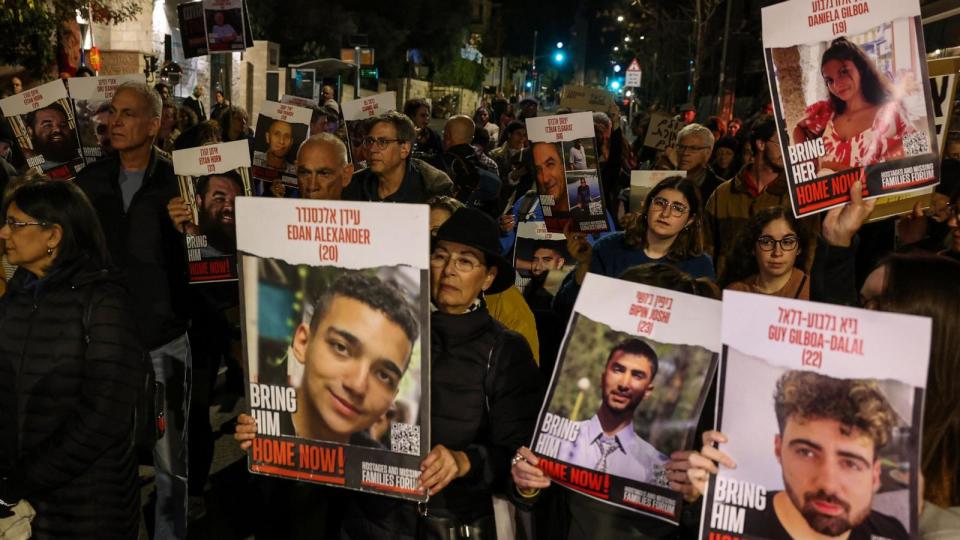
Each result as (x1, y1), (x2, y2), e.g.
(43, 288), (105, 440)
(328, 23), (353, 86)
(629, 170), (686, 214)
(643, 112), (683, 152)
(280, 94), (318, 109)
(761, 0), (938, 218)
(202, 0), (246, 53)
(173, 140), (251, 283)
(252, 100), (311, 197)
(341, 92), (396, 170)
(236, 197), (430, 501)
(531, 273), (719, 523)
(0, 79), (84, 180)
(866, 56), (960, 221)
(525, 112), (610, 234)
(512, 221), (571, 308)
(67, 74), (144, 164)
(177, 1), (208, 58)
(700, 290), (931, 540)
(559, 84), (614, 112)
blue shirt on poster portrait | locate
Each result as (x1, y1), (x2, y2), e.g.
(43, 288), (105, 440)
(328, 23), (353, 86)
(499, 191), (617, 256)
(557, 414), (669, 485)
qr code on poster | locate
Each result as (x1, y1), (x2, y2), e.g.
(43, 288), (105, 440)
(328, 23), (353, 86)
(902, 131), (930, 156)
(390, 422), (420, 456)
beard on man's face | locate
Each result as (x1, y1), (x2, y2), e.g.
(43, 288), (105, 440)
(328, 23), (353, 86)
(35, 129), (78, 163)
(198, 204), (237, 253)
(785, 485), (868, 537)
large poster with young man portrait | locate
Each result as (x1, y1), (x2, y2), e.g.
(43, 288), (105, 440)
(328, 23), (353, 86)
(0, 79), (84, 180)
(761, 0), (939, 218)
(700, 291), (931, 540)
(236, 197), (430, 502)
(173, 140), (251, 283)
(525, 112), (610, 234)
(530, 273), (719, 524)
(67, 74), (145, 164)
(252, 101), (311, 197)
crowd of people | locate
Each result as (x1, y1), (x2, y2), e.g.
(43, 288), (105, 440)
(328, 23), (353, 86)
(0, 66), (958, 540)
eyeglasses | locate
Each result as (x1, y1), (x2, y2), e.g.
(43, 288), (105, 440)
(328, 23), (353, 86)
(3, 218), (47, 231)
(650, 196), (689, 217)
(676, 144), (710, 153)
(757, 235), (799, 252)
(430, 251), (482, 273)
(362, 137), (404, 149)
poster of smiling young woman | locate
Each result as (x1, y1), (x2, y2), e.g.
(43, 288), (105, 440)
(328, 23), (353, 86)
(761, 0), (938, 218)
(236, 197), (430, 502)
(700, 291), (931, 540)
(530, 273), (719, 524)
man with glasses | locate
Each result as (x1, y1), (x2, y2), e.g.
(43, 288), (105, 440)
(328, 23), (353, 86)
(703, 118), (818, 278)
(675, 123), (721, 201)
(342, 111), (452, 203)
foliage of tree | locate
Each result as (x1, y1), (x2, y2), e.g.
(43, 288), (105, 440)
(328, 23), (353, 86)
(433, 57), (486, 89)
(0, 0), (141, 77)
(246, 0), (473, 81)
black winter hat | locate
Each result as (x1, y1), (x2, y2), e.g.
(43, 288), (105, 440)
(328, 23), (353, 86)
(433, 207), (515, 294)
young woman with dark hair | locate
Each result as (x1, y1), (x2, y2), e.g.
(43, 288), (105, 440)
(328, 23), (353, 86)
(723, 206), (810, 299)
(793, 37), (919, 173)
(0, 179), (144, 538)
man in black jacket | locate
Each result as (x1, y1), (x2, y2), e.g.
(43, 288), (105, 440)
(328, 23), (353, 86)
(75, 81), (192, 540)
(441, 115), (502, 216)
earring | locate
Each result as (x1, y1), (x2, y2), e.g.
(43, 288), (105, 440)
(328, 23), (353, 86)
(46, 247), (54, 255)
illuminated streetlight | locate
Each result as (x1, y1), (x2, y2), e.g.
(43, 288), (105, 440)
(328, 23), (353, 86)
(613, 46), (619, 52)
(613, 64), (621, 73)
(624, 36), (631, 43)
(617, 15), (624, 22)
(639, 35), (645, 40)
(625, 89), (633, 97)
(556, 41), (564, 49)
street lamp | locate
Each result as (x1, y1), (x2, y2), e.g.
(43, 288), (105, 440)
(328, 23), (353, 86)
(613, 64), (621, 73)
(613, 46), (620, 52)
(556, 41), (564, 49)
(616, 15), (624, 22)
(624, 36), (631, 43)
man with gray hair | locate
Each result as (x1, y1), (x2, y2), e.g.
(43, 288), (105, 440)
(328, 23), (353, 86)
(295, 133), (354, 200)
(76, 80), (193, 539)
(676, 123), (721, 201)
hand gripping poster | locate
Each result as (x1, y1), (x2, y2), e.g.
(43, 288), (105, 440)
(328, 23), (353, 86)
(699, 291), (931, 540)
(0, 79), (84, 180)
(173, 140), (251, 283)
(236, 197), (430, 501)
(252, 101), (311, 198)
(341, 92), (396, 171)
(761, 0), (938, 218)
(531, 273), (719, 523)
(525, 112), (611, 234)
(67, 74), (145, 164)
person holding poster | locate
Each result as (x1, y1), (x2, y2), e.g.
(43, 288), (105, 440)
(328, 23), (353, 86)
(252, 101), (310, 197)
(68, 74), (146, 163)
(761, 0), (938, 217)
(723, 206), (811, 299)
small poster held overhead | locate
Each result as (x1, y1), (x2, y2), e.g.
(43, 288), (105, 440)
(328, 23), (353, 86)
(237, 197), (431, 502)
(0, 79), (84, 180)
(173, 139), (252, 283)
(530, 273), (720, 524)
(67, 74), (144, 164)
(525, 112), (610, 234)
(512, 221), (572, 308)
(700, 291), (931, 539)
(643, 113), (683, 152)
(202, 0), (246, 53)
(252, 100), (311, 197)
(761, 0), (938, 217)
(628, 170), (686, 214)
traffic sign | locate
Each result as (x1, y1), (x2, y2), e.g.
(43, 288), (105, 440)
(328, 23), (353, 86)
(625, 58), (642, 87)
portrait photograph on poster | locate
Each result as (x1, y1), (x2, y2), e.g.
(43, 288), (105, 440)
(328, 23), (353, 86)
(237, 197), (430, 502)
(251, 101), (310, 197)
(0, 79), (84, 180)
(202, 0), (245, 53)
(67, 74), (144, 164)
(700, 290), (931, 540)
(512, 221), (572, 308)
(531, 273), (719, 523)
(762, 0), (938, 217)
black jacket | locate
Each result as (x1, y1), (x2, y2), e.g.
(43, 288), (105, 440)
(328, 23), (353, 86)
(0, 260), (144, 539)
(342, 303), (544, 539)
(75, 148), (190, 349)
(342, 158), (454, 204)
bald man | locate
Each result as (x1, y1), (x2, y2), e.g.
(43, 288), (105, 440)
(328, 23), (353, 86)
(441, 115), (501, 216)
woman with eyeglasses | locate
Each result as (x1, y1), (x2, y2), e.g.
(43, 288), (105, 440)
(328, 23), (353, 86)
(722, 206), (810, 299)
(0, 180), (144, 538)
